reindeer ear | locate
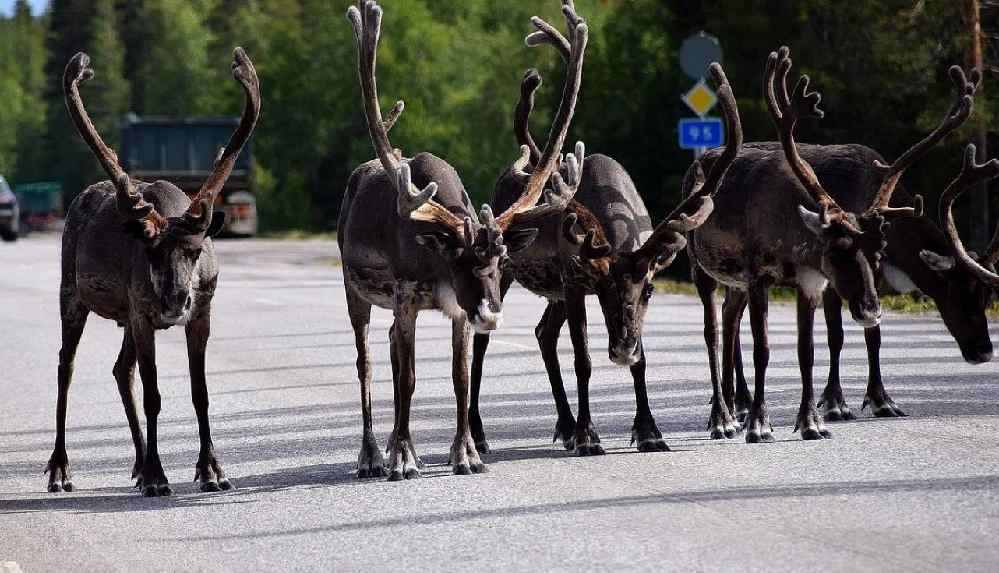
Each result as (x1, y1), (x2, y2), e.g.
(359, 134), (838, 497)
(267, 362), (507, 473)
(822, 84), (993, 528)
(207, 211), (227, 238)
(504, 228), (539, 254)
(919, 249), (956, 273)
(798, 205), (824, 237)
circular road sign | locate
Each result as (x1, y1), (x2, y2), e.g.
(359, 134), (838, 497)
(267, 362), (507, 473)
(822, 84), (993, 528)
(680, 32), (722, 80)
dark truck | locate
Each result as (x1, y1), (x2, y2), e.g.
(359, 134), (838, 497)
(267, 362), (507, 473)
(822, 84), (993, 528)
(120, 114), (257, 235)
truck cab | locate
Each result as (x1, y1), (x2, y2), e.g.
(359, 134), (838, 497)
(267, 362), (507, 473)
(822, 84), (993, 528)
(120, 115), (257, 235)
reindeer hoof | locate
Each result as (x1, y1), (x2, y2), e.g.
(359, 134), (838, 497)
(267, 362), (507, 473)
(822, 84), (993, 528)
(200, 481), (222, 493)
(142, 483), (172, 497)
(358, 466), (387, 479)
(576, 443), (605, 456)
(48, 482), (63, 493)
(637, 439), (670, 453)
(801, 428), (827, 440)
(745, 430), (775, 444)
(218, 478), (234, 490)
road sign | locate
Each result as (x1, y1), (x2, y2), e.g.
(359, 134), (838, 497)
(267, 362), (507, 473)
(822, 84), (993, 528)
(678, 117), (724, 150)
(681, 80), (717, 117)
(679, 32), (722, 80)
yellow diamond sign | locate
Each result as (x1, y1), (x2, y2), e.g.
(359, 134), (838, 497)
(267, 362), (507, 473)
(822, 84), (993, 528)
(682, 81), (717, 117)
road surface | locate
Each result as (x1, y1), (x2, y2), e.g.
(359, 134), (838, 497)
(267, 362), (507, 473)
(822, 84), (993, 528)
(1, 236), (997, 572)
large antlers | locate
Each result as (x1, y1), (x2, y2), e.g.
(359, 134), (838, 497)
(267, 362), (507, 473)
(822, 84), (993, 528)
(64, 52), (166, 237)
(869, 66), (980, 218)
(347, 0), (467, 235)
(184, 47), (262, 233)
(764, 46), (850, 226)
(494, 0), (589, 232)
(633, 62), (743, 261)
(939, 144), (999, 285)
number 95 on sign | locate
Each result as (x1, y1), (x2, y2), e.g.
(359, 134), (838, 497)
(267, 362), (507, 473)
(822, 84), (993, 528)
(678, 117), (724, 150)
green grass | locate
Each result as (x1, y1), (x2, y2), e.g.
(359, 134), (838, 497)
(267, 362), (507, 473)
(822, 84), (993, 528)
(655, 278), (999, 316)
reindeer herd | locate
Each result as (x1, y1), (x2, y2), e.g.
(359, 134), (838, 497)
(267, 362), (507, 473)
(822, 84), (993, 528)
(43, 1), (998, 495)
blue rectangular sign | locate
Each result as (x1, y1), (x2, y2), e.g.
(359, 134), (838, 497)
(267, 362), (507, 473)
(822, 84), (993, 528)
(678, 117), (724, 150)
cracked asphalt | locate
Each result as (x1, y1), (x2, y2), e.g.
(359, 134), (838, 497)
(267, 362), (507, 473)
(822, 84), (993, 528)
(1, 236), (997, 572)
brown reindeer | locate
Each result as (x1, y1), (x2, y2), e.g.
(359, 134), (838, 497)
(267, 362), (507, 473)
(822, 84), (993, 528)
(688, 47), (919, 443)
(712, 65), (983, 424)
(46, 48), (260, 496)
(341, 0), (586, 480)
(470, 59), (743, 455)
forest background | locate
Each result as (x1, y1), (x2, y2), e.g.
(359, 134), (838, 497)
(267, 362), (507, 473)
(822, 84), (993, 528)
(0, 0), (997, 267)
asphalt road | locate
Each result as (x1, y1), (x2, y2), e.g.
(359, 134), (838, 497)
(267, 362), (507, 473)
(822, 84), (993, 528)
(1, 236), (998, 572)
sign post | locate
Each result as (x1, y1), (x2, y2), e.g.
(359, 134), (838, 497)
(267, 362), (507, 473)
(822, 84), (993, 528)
(678, 32), (724, 159)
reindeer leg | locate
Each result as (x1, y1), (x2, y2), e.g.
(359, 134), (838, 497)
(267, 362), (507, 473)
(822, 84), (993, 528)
(536, 301), (576, 449)
(695, 268), (736, 439)
(733, 327), (752, 421)
(387, 299), (421, 481)
(113, 327), (145, 486)
(566, 288), (602, 456)
(133, 323), (170, 496)
(348, 290), (385, 478)
(819, 287), (854, 421)
(630, 340), (669, 452)
(47, 294), (88, 493)
(470, 333), (491, 453)
(862, 325), (907, 417)
(793, 289), (831, 440)
(186, 308), (232, 492)
(450, 319), (487, 475)
(745, 281), (774, 443)
(469, 274), (511, 454)
(723, 288), (751, 422)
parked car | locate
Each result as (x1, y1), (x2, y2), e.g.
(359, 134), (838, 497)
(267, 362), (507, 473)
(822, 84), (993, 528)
(120, 114), (257, 236)
(0, 175), (19, 242)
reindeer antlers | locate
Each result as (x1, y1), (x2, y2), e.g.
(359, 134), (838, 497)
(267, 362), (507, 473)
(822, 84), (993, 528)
(764, 47), (840, 214)
(867, 65), (979, 220)
(939, 144), (999, 285)
(494, 0), (588, 232)
(183, 47), (261, 233)
(64, 52), (166, 237)
(348, 1), (468, 236)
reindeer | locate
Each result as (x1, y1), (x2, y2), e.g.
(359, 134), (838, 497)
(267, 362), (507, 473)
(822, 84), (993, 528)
(687, 47), (922, 443)
(341, 0), (585, 481)
(46, 48), (260, 496)
(470, 53), (743, 455)
(713, 66), (985, 425)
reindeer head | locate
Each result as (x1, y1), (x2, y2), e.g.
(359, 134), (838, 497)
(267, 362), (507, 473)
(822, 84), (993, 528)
(348, 0), (587, 333)
(63, 48), (260, 324)
(557, 63), (741, 366)
(765, 47), (894, 327)
(872, 66), (990, 363)
(918, 143), (999, 363)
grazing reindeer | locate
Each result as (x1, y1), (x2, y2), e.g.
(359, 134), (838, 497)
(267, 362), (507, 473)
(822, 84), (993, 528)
(46, 48), (260, 496)
(717, 65), (984, 423)
(688, 47), (918, 443)
(342, 0), (585, 480)
(471, 60), (743, 455)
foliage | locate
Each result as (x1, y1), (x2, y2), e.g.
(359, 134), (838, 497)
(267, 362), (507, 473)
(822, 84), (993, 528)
(0, 0), (994, 241)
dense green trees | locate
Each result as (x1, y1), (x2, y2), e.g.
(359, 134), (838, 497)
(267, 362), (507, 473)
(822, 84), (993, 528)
(0, 0), (994, 240)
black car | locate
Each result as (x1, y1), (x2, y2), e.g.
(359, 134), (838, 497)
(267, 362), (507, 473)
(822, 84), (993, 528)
(0, 175), (19, 242)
